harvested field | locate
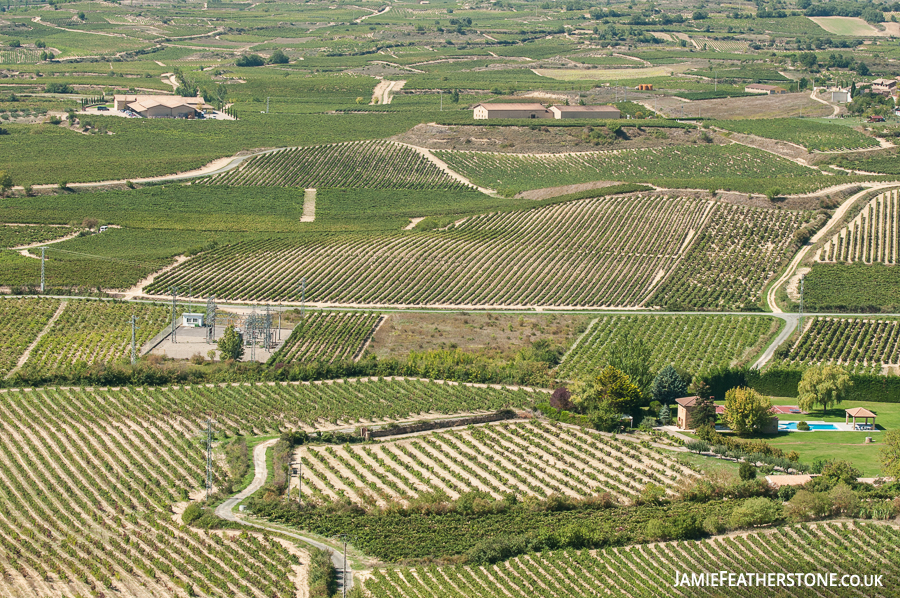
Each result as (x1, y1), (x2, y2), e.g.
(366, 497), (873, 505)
(649, 92), (833, 120)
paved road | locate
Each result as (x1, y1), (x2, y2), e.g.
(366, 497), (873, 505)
(215, 440), (353, 592)
(752, 314), (797, 370)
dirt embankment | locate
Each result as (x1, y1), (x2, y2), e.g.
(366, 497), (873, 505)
(391, 123), (716, 154)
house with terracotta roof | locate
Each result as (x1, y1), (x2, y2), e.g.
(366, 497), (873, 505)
(114, 94), (206, 118)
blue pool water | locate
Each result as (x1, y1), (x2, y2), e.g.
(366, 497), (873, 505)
(779, 422), (839, 431)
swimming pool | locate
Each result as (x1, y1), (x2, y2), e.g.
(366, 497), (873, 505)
(779, 422), (839, 431)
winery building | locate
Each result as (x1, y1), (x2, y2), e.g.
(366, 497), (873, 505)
(114, 94), (206, 118)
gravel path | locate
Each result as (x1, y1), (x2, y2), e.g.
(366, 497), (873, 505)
(216, 439), (354, 592)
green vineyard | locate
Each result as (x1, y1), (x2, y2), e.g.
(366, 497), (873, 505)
(147, 196), (805, 309)
(0, 379), (534, 594)
(22, 300), (172, 373)
(434, 144), (816, 194)
(0, 224), (74, 249)
(363, 522), (899, 598)
(0, 297), (61, 378)
(203, 140), (470, 190)
(268, 311), (382, 364)
(818, 190), (900, 264)
(776, 317), (900, 374)
(559, 314), (779, 379)
(299, 419), (695, 507)
(710, 119), (881, 152)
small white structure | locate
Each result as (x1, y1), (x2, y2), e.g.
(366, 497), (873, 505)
(831, 90), (850, 103)
(182, 313), (206, 327)
(549, 105), (620, 119)
(473, 103), (551, 119)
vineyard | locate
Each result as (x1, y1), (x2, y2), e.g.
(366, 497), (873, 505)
(818, 190), (900, 264)
(711, 119), (880, 152)
(0, 297), (60, 378)
(22, 300), (171, 373)
(268, 311), (382, 364)
(559, 314), (779, 379)
(147, 196), (806, 309)
(0, 48), (42, 64)
(0, 379), (534, 595)
(362, 522), (900, 598)
(434, 144), (815, 194)
(0, 224), (74, 248)
(776, 317), (900, 374)
(202, 141), (470, 190)
(649, 204), (811, 310)
(298, 419), (696, 506)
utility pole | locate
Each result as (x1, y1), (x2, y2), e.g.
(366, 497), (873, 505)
(187, 282), (192, 313)
(799, 274), (805, 336)
(130, 315), (139, 364)
(338, 535), (352, 598)
(40, 246), (45, 293)
(266, 97), (270, 114)
(170, 286), (178, 344)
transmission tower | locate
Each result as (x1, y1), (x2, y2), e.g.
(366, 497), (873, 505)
(299, 277), (306, 319)
(204, 418), (217, 501)
(130, 315), (139, 364)
(205, 296), (217, 344)
(169, 286), (179, 344)
(40, 246), (45, 293)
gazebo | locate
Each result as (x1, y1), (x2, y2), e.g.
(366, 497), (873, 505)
(845, 407), (877, 431)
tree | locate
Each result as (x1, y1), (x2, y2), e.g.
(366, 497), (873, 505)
(604, 336), (653, 397)
(856, 62), (870, 76)
(217, 325), (244, 360)
(549, 386), (573, 411)
(590, 402), (624, 432)
(658, 404), (671, 426)
(739, 461), (756, 481)
(572, 366), (642, 415)
(722, 387), (773, 436)
(797, 364), (851, 414)
(650, 364), (687, 404)
(450, 89), (460, 103)
(0, 170), (12, 194)
(690, 380), (717, 427)
(235, 54), (265, 67)
(881, 430), (900, 479)
(268, 49), (289, 64)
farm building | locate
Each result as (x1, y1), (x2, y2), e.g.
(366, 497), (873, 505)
(871, 78), (897, 94)
(549, 105), (620, 119)
(636, 84), (653, 91)
(114, 94), (206, 118)
(831, 89), (850, 103)
(744, 84), (787, 95)
(473, 103), (551, 119)
(674, 396), (724, 430)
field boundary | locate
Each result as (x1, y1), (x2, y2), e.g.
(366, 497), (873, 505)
(353, 314), (387, 361)
(5, 300), (67, 379)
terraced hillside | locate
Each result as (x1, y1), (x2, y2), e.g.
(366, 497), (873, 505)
(559, 314), (779, 379)
(148, 196), (809, 309)
(775, 317), (900, 374)
(203, 141), (470, 190)
(0, 379), (534, 596)
(363, 522), (899, 598)
(818, 189), (900, 264)
(298, 419), (696, 506)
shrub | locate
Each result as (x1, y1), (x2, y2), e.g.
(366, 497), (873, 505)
(828, 482), (859, 516)
(785, 489), (832, 522)
(236, 54), (265, 67)
(684, 440), (709, 454)
(702, 514), (726, 535)
(739, 461), (757, 481)
(637, 483), (666, 505)
(182, 502), (203, 525)
(797, 421), (810, 431)
(729, 497), (781, 529)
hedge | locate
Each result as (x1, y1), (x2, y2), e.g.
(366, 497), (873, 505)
(702, 367), (900, 403)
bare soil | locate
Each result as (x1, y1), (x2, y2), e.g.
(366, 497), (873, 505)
(515, 180), (623, 200)
(391, 123), (718, 154)
(365, 311), (590, 360)
(649, 91), (833, 120)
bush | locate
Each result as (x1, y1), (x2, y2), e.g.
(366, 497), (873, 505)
(702, 514), (726, 535)
(797, 420), (810, 431)
(308, 547), (338, 598)
(684, 440), (709, 454)
(728, 497), (781, 529)
(182, 502), (203, 525)
(739, 461), (757, 481)
(235, 54), (265, 67)
(785, 489), (832, 522)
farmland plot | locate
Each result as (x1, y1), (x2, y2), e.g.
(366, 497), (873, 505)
(298, 419), (696, 506)
(649, 205), (812, 310)
(0, 297), (60, 377)
(435, 144), (815, 194)
(711, 119), (880, 152)
(559, 314), (779, 379)
(148, 197), (809, 310)
(23, 300), (171, 373)
(203, 140), (470, 190)
(148, 195), (715, 307)
(0, 379), (534, 595)
(818, 190), (900, 264)
(364, 522), (900, 598)
(776, 317), (900, 374)
(0, 224), (75, 248)
(268, 311), (382, 364)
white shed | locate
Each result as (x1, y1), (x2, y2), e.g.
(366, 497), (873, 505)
(831, 90), (850, 103)
(182, 313), (206, 327)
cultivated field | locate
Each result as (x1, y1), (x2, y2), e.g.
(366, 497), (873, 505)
(363, 522), (900, 598)
(711, 119), (879, 152)
(809, 16), (897, 36)
(22, 300), (171, 373)
(0, 297), (60, 377)
(560, 314), (779, 379)
(147, 196), (809, 310)
(776, 317), (900, 374)
(203, 141), (470, 190)
(298, 419), (696, 506)
(818, 190), (900, 264)
(0, 224), (75, 248)
(268, 311), (382, 364)
(435, 144), (815, 194)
